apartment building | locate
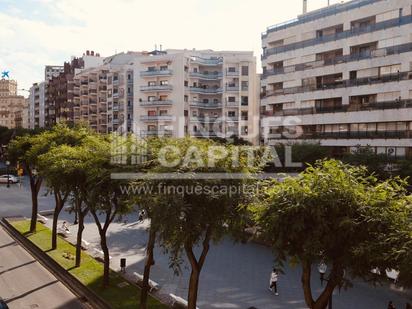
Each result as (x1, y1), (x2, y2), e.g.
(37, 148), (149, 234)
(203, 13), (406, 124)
(45, 51), (103, 127)
(45, 65), (64, 82)
(134, 49), (259, 144)
(73, 52), (137, 133)
(72, 49), (259, 144)
(29, 82), (46, 129)
(0, 79), (26, 129)
(261, 0), (412, 157)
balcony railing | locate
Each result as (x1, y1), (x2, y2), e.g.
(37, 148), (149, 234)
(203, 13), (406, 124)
(263, 15), (412, 58)
(226, 71), (239, 76)
(191, 116), (220, 123)
(140, 69), (173, 77)
(140, 115), (173, 121)
(263, 42), (412, 78)
(139, 100), (173, 106)
(140, 85), (173, 92)
(263, 99), (412, 117)
(189, 87), (223, 94)
(264, 71), (412, 97)
(226, 101), (239, 107)
(262, 0), (383, 36)
(281, 131), (412, 140)
(140, 130), (173, 137)
(189, 72), (223, 80)
(226, 86), (240, 92)
(191, 131), (219, 137)
(191, 56), (223, 65)
(190, 102), (222, 108)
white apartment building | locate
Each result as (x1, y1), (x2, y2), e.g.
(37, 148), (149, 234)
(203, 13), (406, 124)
(73, 49), (260, 144)
(29, 82), (46, 129)
(261, 0), (412, 157)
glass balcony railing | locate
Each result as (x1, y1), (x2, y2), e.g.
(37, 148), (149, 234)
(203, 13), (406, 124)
(191, 116), (220, 123)
(263, 15), (412, 58)
(226, 86), (240, 92)
(262, 0), (384, 37)
(262, 99), (412, 117)
(140, 115), (173, 121)
(190, 56), (223, 65)
(189, 87), (223, 94)
(189, 72), (223, 80)
(263, 42), (412, 78)
(190, 102), (222, 108)
(140, 85), (173, 92)
(263, 70), (412, 97)
(139, 100), (173, 106)
(140, 69), (173, 77)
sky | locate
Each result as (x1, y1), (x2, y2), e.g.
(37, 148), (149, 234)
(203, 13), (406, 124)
(0, 0), (349, 95)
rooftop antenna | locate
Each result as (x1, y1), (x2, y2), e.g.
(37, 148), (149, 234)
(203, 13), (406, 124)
(303, 0), (307, 14)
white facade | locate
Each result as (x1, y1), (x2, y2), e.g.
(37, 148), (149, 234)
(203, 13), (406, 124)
(261, 0), (412, 157)
(73, 49), (260, 144)
(29, 82), (46, 129)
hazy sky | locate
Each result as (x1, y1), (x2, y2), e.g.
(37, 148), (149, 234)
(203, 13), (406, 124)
(0, 0), (349, 94)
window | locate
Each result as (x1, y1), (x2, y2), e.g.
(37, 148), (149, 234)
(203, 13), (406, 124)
(228, 111), (236, 117)
(127, 100), (132, 107)
(241, 96), (249, 106)
(241, 126), (248, 134)
(184, 95), (188, 102)
(160, 65), (168, 71)
(241, 81), (248, 91)
(193, 67), (198, 73)
(228, 96), (236, 102)
(193, 110), (198, 116)
(148, 66), (156, 72)
(241, 111), (248, 120)
(241, 66), (249, 76)
(148, 96), (156, 101)
(148, 110), (156, 116)
(184, 81), (188, 87)
(127, 74), (132, 80)
(159, 110), (168, 116)
(160, 80), (168, 85)
(148, 125), (156, 131)
(148, 81), (156, 86)
(184, 110), (188, 116)
(159, 95), (168, 101)
(228, 67), (236, 73)
(127, 87), (131, 94)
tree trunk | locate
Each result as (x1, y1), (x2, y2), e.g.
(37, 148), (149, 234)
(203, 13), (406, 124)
(187, 266), (200, 309)
(51, 192), (64, 250)
(301, 260), (315, 309)
(140, 229), (156, 309)
(100, 232), (110, 288)
(75, 211), (85, 267)
(29, 177), (40, 233)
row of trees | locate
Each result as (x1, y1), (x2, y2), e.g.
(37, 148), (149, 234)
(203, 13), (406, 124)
(6, 125), (412, 309)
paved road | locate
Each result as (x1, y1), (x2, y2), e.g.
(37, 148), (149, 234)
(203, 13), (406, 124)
(0, 224), (84, 309)
(1, 179), (412, 309)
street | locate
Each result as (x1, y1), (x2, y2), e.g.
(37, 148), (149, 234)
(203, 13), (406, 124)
(0, 222), (84, 308)
(1, 179), (411, 309)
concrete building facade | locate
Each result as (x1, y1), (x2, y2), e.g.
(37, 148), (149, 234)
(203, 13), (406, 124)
(260, 0), (412, 157)
(29, 82), (46, 129)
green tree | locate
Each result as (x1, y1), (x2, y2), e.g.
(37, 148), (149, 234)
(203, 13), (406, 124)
(134, 137), (259, 309)
(252, 159), (411, 309)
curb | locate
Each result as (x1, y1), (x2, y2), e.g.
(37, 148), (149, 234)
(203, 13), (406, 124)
(0, 217), (112, 309)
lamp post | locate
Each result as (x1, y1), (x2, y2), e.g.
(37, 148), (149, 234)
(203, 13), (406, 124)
(318, 262), (333, 309)
(5, 160), (10, 188)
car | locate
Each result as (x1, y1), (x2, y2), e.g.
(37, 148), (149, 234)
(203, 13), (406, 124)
(0, 175), (19, 184)
(0, 298), (8, 309)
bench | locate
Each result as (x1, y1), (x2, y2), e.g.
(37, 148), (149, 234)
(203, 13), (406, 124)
(169, 293), (199, 309)
(93, 248), (112, 262)
(81, 239), (90, 250)
(37, 214), (48, 224)
(133, 272), (160, 292)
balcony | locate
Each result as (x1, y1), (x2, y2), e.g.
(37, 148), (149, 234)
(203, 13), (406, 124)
(191, 116), (220, 123)
(263, 42), (412, 79)
(263, 14), (412, 58)
(226, 86), (239, 92)
(264, 71), (412, 97)
(140, 115), (173, 121)
(189, 87), (223, 94)
(191, 56), (223, 66)
(263, 99), (412, 117)
(226, 71), (239, 77)
(140, 130), (173, 137)
(191, 131), (218, 137)
(190, 102), (222, 108)
(140, 69), (173, 77)
(140, 85), (173, 92)
(189, 72), (223, 80)
(140, 100), (173, 106)
(226, 101), (239, 107)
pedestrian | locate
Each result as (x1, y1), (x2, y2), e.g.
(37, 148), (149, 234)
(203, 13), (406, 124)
(269, 268), (279, 295)
(62, 221), (69, 232)
(137, 209), (145, 223)
(388, 301), (396, 309)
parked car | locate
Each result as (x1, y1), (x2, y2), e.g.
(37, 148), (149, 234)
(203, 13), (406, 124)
(0, 298), (8, 309)
(0, 175), (19, 184)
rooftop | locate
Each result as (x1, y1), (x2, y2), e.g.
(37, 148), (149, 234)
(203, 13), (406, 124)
(262, 0), (383, 37)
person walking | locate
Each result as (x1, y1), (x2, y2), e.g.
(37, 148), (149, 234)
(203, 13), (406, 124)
(388, 301), (396, 309)
(269, 268), (279, 295)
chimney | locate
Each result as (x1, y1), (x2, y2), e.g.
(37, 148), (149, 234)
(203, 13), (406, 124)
(86, 50), (90, 55)
(91, 51), (95, 56)
(303, 0), (307, 14)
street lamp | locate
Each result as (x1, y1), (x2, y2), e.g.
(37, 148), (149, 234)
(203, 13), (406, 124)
(318, 262), (333, 309)
(5, 160), (10, 188)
